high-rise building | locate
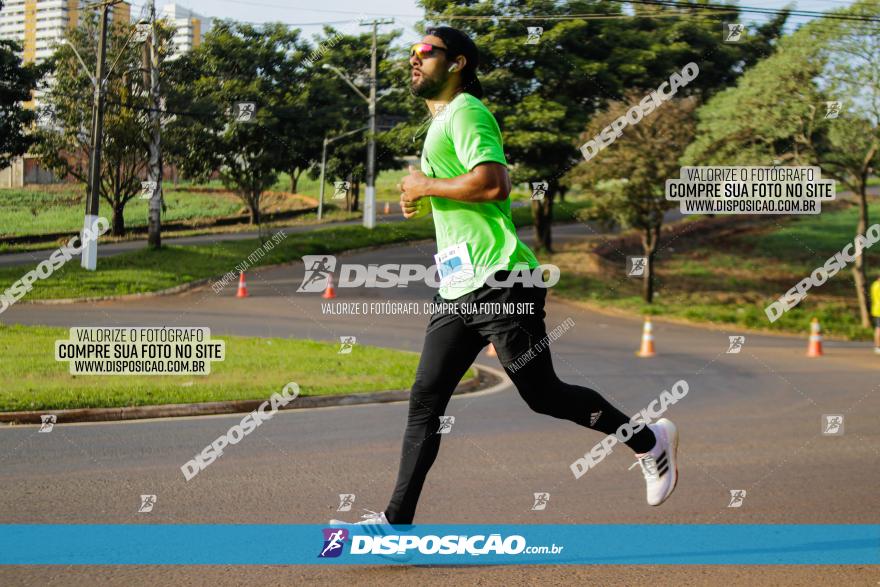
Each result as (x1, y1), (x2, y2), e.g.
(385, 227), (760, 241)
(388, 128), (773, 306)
(160, 3), (210, 58)
(0, 0), (130, 65)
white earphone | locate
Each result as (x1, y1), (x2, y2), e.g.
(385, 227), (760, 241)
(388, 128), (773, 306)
(448, 64), (458, 72)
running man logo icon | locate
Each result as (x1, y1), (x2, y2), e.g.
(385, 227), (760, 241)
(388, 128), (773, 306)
(140, 180), (157, 200)
(822, 414), (844, 435)
(39, 414), (56, 433)
(727, 336), (745, 354)
(333, 181), (350, 199)
(531, 181), (548, 201)
(318, 528), (349, 558)
(337, 494), (356, 512)
(438, 416), (455, 434)
(297, 255), (337, 292)
(139, 494), (157, 513)
(531, 492), (550, 511)
(724, 23), (745, 42)
(824, 101), (842, 119)
(431, 102), (450, 122)
(628, 256), (647, 277)
(526, 26), (544, 44)
(233, 102), (257, 122)
(338, 336), (356, 354)
(727, 490), (746, 508)
(133, 22), (151, 42)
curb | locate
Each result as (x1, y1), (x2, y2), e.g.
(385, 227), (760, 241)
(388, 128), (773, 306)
(0, 365), (502, 426)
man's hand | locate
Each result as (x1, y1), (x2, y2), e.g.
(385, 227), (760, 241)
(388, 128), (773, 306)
(398, 165), (431, 219)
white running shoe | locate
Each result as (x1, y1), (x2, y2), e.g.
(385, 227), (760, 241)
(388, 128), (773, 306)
(629, 418), (679, 506)
(873, 347), (880, 355)
(329, 509), (391, 529)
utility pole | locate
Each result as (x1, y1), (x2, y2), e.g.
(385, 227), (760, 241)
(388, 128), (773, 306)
(358, 18), (393, 230)
(81, 1), (114, 270)
(146, 0), (163, 248)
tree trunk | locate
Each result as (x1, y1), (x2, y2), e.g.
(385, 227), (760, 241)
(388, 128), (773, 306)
(642, 224), (660, 304)
(289, 169), (298, 194)
(531, 187), (554, 253)
(112, 203), (125, 237)
(351, 178), (360, 213)
(248, 193), (261, 225)
(853, 182), (871, 328)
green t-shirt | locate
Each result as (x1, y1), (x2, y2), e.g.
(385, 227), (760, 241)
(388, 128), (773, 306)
(420, 92), (539, 300)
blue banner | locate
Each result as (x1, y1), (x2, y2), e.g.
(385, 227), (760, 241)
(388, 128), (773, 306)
(0, 524), (877, 565)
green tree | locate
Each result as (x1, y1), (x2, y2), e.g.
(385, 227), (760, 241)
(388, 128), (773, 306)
(0, 0), (45, 168)
(34, 16), (152, 236)
(567, 95), (698, 302)
(419, 0), (788, 252)
(684, 1), (880, 327)
(165, 21), (304, 224)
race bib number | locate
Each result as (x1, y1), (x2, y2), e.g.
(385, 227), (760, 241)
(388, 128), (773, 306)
(434, 242), (474, 288)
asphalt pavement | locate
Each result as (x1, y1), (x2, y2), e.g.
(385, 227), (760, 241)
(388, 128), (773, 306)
(0, 222), (878, 585)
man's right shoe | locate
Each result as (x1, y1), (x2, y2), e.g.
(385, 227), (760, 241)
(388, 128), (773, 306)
(629, 418), (679, 506)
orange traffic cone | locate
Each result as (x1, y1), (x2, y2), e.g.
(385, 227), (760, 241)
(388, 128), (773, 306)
(486, 343), (497, 357)
(807, 317), (823, 357)
(384, 201), (390, 215)
(322, 275), (337, 299)
(236, 272), (249, 298)
(636, 317), (656, 357)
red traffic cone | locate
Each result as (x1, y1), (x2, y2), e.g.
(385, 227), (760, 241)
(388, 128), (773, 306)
(807, 317), (824, 357)
(636, 317), (656, 357)
(236, 272), (249, 298)
(384, 201), (390, 215)
(322, 275), (336, 299)
(486, 343), (497, 357)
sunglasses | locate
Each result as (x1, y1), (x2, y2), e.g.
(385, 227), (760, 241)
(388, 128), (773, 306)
(410, 43), (448, 59)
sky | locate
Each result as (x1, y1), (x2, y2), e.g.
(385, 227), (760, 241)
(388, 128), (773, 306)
(124, 0), (859, 45)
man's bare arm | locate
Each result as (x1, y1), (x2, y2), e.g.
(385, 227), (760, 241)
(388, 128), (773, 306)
(398, 162), (511, 206)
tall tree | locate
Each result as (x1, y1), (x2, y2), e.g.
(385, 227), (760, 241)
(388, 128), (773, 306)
(567, 95), (698, 302)
(684, 1), (880, 327)
(0, 0), (45, 168)
(34, 16), (153, 236)
(419, 0), (788, 252)
(165, 21), (303, 224)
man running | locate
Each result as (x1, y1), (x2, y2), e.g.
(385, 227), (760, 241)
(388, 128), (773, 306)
(331, 26), (679, 527)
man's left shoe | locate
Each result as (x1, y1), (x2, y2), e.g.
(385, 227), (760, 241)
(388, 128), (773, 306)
(629, 418), (679, 506)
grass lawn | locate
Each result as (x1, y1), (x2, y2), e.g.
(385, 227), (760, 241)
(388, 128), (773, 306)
(0, 201), (590, 301)
(549, 202), (880, 340)
(0, 324), (454, 412)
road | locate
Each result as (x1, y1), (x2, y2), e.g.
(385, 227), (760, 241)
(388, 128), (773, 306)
(0, 223), (878, 585)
